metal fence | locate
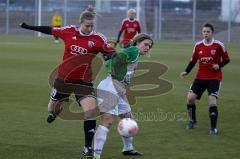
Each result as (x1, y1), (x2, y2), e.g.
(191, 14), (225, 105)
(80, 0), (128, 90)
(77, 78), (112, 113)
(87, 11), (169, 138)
(1, 0), (240, 42)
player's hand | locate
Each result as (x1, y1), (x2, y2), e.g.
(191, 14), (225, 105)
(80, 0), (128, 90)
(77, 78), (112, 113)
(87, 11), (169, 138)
(125, 71), (134, 84)
(108, 41), (117, 48)
(180, 71), (188, 78)
(19, 22), (28, 28)
(212, 64), (220, 70)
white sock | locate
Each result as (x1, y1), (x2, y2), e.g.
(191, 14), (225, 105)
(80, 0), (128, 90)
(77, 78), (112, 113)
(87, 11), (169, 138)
(94, 125), (109, 156)
(121, 136), (134, 151)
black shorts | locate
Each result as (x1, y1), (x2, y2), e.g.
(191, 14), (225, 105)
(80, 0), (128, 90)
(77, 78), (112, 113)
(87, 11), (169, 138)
(189, 79), (221, 100)
(50, 78), (95, 104)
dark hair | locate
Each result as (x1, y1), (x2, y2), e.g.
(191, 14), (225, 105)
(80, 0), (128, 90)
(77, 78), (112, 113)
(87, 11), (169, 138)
(132, 33), (154, 48)
(79, 5), (96, 23)
(203, 23), (214, 32)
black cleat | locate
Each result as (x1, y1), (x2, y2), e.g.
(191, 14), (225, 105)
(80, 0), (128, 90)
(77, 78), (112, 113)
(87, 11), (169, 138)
(122, 149), (143, 156)
(187, 120), (197, 129)
(209, 128), (218, 135)
(47, 113), (56, 123)
(82, 146), (93, 158)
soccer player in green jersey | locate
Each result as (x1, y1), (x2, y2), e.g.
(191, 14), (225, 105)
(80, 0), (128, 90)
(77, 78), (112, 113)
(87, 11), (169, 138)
(94, 34), (153, 159)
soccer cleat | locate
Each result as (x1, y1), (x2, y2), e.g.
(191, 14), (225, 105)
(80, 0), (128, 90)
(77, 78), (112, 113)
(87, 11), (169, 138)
(209, 128), (218, 135)
(82, 146), (93, 158)
(187, 120), (197, 129)
(47, 113), (56, 123)
(122, 149), (143, 156)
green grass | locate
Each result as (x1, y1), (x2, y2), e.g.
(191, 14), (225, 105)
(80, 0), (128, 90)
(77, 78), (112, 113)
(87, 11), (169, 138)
(0, 35), (240, 159)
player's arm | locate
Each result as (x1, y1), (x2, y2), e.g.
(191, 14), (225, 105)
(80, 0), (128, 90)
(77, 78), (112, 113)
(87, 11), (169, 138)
(137, 21), (141, 33)
(116, 30), (123, 44)
(19, 22), (52, 35)
(180, 46), (198, 78)
(219, 48), (230, 68)
(111, 53), (128, 79)
(219, 59), (230, 68)
(213, 44), (230, 70)
(184, 61), (197, 74)
(116, 20), (125, 44)
(101, 41), (117, 61)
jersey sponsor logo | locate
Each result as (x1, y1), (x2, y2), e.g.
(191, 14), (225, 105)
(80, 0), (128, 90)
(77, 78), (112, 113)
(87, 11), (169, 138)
(211, 49), (216, 55)
(200, 57), (213, 64)
(127, 28), (135, 33)
(88, 41), (95, 48)
(133, 24), (137, 27)
(70, 45), (87, 55)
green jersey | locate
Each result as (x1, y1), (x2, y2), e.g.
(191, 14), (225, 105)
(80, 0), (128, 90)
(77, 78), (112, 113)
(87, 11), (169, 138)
(106, 46), (140, 81)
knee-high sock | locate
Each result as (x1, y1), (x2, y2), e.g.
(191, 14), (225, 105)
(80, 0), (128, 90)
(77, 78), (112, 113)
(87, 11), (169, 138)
(187, 104), (196, 122)
(84, 119), (96, 148)
(94, 125), (109, 156)
(209, 105), (218, 129)
(121, 136), (133, 151)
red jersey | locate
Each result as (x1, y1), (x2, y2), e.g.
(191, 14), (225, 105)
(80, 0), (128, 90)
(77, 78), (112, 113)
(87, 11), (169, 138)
(190, 39), (230, 80)
(120, 18), (141, 40)
(52, 25), (112, 82)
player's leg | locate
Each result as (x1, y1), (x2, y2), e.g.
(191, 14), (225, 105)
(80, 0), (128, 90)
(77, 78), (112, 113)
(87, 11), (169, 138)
(118, 96), (142, 156)
(47, 99), (63, 123)
(73, 80), (97, 157)
(186, 92), (198, 128)
(47, 79), (71, 123)
(207, 80), (221, 135)
(94, 113), (115, 159)
(94, 76), (120, 158)
(186, 79), (206, 129)
(78, 96), (97, 157)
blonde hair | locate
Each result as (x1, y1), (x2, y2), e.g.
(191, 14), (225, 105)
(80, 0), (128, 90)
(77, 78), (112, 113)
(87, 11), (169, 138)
(128, 8), (136, 14)
(79, 5), (96, 24)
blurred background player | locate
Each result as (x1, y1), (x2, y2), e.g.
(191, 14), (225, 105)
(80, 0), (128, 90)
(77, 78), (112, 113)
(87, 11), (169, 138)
(94, 33), (153, 159)
(51, 10), (63, 43)
(19, 6), (115, 158)
(180, 23), (230, 135)
(116, 8), (141, 48)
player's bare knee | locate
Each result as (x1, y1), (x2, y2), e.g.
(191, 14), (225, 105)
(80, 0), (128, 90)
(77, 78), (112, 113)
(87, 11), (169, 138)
(187, 93), (197, 105)
(48, 100), (57, 112)
(84, 109), (97, 119)
(100, 113), (115, 128)
(208, 95), (217, 106)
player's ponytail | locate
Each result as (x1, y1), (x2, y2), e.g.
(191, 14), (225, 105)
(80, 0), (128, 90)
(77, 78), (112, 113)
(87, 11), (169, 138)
(79, 5), (96, 24)
(131, 33), (154, 48)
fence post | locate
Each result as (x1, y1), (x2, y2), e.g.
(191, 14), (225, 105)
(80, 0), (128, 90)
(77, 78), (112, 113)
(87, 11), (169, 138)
(192, 0), (196, 42)
(37, 0), (42, 37)
(136, 0), (140, 20)
(159, 0), (162, 40)
(64, 0), (67, 26)
(6, 0), (9, 35)
(228, 0), (232, 43)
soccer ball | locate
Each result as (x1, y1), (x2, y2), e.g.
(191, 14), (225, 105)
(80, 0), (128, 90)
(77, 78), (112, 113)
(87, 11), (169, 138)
(117, 118), (138, 137)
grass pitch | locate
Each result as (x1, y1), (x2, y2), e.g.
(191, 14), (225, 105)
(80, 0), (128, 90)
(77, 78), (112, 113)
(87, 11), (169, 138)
(0, 35), (239, 159)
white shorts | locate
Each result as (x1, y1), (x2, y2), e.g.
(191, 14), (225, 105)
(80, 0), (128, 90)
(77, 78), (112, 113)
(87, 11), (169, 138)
(97, 76), (131, 116)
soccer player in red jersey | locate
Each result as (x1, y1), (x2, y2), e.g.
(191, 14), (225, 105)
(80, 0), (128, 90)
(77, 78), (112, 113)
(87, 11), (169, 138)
(180, 23), (230, 135)
(19, 6), (114, 157)
(116, 9), (141, 48)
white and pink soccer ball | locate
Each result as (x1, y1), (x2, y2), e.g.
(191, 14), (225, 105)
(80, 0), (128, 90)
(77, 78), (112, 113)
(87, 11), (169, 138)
(117, 118), (138, 137)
